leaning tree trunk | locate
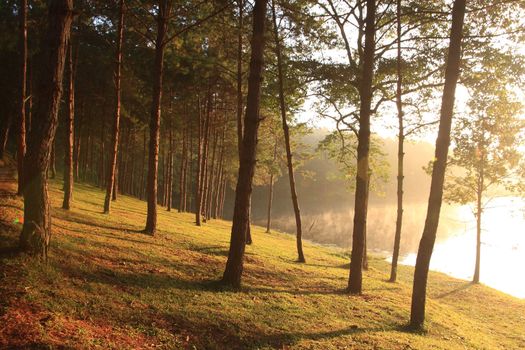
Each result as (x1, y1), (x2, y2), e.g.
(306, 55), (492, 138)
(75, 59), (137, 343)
(20, 0), (73, 259)
(104, 0), (125, 213)
(389, 0), (404, 283)
(62, 40), (75, 210)
(271, 0), (305, 262)
(144, 0), (171, 235)
(410, 0), (466, 329)
(347, 0), (376, 294)
(17, 0), (28, 195)
(222, 0), (267, 288)
(265, 141), (277, 233)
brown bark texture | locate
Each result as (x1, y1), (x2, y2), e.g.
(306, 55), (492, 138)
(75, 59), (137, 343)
(347, 0), (376, 294)
(221, 0), (267, 288)
(20, 0), (74, 259)
(410, 0), (466, 329)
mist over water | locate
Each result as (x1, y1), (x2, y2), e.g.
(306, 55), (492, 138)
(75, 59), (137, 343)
(262, 197), (525, 299)
(244, 133), (523, 298)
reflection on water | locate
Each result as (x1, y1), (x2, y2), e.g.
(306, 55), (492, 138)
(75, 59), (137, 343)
(401, 197), (525, 299)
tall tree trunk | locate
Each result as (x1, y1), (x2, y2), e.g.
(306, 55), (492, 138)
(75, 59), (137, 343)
(206, 127), (218, 220)
(140, 127), (146, 200)
(212, 126), (225, 219)
(236, 0), (243, 158)
(389, 0), (404, 283)
(104, 0), (125, 213)
(179, 121), (187, 212)
(200, 91), (212, 222)
(20, 0), (73, 259)
(62, 41), (74, 210)
(167, 124), (173, 211)
(144, 0), (171, 235)
(73, 101), (83, 180)
(17, 0), (28, 195)
(271, 0), (305, 262)
(410, 0), (466, 329)
(473, 162), (483, 283)
(221, 0), (267, 288)
(347, 0), (376, 294)
(195, 97), (203, 225)
(266, 141), (277, 233)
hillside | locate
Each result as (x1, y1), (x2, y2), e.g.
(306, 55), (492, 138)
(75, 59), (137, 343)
(1, 179), (524, 349)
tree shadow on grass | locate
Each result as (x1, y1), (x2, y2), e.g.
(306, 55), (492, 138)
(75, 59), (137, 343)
(53, 209), (143, 234)
(434, 282), (473, 299)
(159, 308), (388, 350)
(191, 245), (229, 257)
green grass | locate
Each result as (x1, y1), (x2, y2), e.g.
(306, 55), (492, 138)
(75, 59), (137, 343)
(1, 179), (524, 349)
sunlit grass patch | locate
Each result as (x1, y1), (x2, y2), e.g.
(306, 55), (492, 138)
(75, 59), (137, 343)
(0, 179), (524, 349)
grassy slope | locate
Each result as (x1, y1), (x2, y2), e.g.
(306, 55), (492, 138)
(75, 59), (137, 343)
(1, 180), (524, 349)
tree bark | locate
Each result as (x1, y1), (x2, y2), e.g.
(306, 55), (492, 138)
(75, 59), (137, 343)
(20, 0), (73, 259)
(389, 0), (404, 283)
(17, 0), (28, 195)
(221, 0), (267, 288)
(62, 40), (75, 210)
(347, 0), (376, 294)
(271, 0), (305, 262)
(236, 0), (244, 158)
(144, 0), (171, 235)
(410, 0), (466, 329)
(104, 0), (125, 213)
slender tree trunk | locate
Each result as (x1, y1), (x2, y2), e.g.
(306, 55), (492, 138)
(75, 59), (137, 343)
(188, 123), (194, 212)
(221, 0), (267, 288)
(271, 0), (305, 262)
(104, 0), (125, 213)
(213, 126), (225, 219)
(265, 142), (277, 233)
(144, 0), (171, 235)
(73, 101), (83, 180)
(167, 124), (173, 211)
(347, 0), (376, 294)
(410, 0), (466, 329)
(195, 97), (203, 225)
(140, 127), (146, 200)
(17, 0), (28, 195)
(200, 91), (212, 222)
(62, 41), (75, 210)
(473, 165), (483, 283)
(50, 142), (56, 179)
(389, 0), (404, 283)
(206, 128), (218, 219)
(19, 0), (73, 259)
(236, 0), (243, 158)
(99, 108), (106, 188)
(179, 121), (187, 212)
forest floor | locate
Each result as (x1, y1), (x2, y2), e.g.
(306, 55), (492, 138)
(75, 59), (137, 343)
(1, 175), (524, 349)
